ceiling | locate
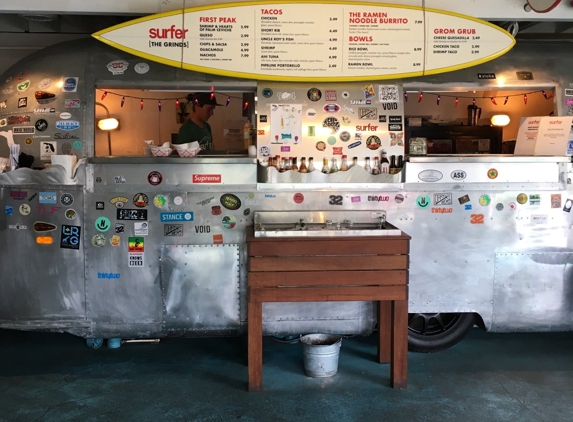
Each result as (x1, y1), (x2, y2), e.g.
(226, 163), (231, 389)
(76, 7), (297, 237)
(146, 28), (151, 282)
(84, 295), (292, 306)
(0, 11), (572, 77)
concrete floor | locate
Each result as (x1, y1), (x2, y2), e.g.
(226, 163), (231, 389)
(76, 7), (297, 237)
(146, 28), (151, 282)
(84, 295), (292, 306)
(0, 328), (572, 422)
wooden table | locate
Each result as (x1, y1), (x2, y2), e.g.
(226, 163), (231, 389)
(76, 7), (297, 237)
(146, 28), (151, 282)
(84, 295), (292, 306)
(247, 229), (410, 391)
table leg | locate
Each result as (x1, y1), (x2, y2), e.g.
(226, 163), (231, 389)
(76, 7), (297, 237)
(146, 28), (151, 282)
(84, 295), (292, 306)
(378, 301), (392, 364)
(391, 300), (408, 388)
(248, 301), (263, 392)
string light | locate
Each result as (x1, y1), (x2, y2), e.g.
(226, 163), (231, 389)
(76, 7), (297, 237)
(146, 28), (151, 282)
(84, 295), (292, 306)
(120, 96), (125, 107)
(436, 95), (441, 106)
(418, 92), (423, 103)
(243, 101), (249, 111)
(504, 96), (509, 105)
(455, 97), (459, 108)
(472, 98), (476, 106)
(175, 99), (180, 109)
(523, 94), (527, 105)
(210, 92), (215, 100)
(404, 92), (408, 102)
(491, 97), (497, 105)
(226, 97), (231, 106)
(140, 99), (144, 110)
(158, 100), (162, 112)
(101, 91), (107, 100)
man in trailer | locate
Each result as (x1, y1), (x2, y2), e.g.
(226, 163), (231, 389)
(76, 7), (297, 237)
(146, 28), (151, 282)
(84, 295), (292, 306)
(175, 92), (222, 150)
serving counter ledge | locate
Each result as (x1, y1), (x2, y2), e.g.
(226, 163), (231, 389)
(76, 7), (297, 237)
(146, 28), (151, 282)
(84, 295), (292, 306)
(87, 156), (257, 165)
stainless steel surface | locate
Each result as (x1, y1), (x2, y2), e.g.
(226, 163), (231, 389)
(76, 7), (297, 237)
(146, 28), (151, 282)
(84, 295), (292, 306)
(87, 157), (256, 165)
(409, 155), (571, 163)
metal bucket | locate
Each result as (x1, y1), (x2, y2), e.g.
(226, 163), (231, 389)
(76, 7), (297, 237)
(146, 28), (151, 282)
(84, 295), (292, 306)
(300, 334), (342, 378)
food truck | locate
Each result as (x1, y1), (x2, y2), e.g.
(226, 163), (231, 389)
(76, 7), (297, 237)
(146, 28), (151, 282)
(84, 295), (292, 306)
(0, 2), (571, 353)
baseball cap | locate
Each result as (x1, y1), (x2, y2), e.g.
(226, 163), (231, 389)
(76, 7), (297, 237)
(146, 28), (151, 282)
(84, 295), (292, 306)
(188, 92), (223, 107)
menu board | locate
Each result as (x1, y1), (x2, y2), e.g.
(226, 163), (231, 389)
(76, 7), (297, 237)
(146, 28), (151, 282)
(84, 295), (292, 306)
(93, 1), (515, 81)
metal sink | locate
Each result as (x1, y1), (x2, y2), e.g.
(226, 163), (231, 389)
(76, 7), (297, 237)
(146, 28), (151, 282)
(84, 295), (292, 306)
(253, 211), (403, 238)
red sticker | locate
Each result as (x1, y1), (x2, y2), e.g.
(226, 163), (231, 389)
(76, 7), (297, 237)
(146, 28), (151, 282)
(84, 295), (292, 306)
(293, 193), (304, 204)
(148, 171), (163, 186)
(333, 147), (343, 155)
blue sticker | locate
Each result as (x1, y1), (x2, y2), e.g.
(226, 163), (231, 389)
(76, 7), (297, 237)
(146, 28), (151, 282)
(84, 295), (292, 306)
(97, 272), (120, 279)
(465, 204), (472, 210)
(60, 225), (81, 250)
(73, 140), (82, 150)
(160, 212), (193, 222)
(95, 216), (111, 232)
(348, 141), (362, 149)
(262, 88), (273, 98)
(5, 205), (13, 216)
(39, 191), (57, 204)
(416, 195), (431, 209)
(55, 120), (80, 131)
(63, 77), (78, 92)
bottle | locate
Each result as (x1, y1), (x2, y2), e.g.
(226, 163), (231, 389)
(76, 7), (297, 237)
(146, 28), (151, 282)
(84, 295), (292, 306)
(274, 155), (281, 170)
(291, 157), (298, 171)
(308, 157), (315, 172)
(322, 158), (330, 174)
(389, 155), (398, 174)
(371, 156), (380, 175)
(364, 157), (372, 174)
(285, 157), (293, 171)
(268, 156), (274, 169)
(397, 155), (404, 171)
(351, 157), (358, 168)
(340, 155), (348, 171)
(329, 158), (339, 173)
(243, 120), (253, 150)
(278, 157), (286, 173)
(299, 157), (308, 173)
(380, 150), (390, 174)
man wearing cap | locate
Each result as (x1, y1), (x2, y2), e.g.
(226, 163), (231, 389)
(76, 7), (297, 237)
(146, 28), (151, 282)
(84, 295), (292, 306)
(175, 92), (221, 150)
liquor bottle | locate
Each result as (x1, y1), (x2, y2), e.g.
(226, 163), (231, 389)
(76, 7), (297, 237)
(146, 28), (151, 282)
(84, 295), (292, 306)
(340, 155), (348, 171)
(322, 158), (330, 174)
(285, 157), (293, 171)
(364, 157), (372, 174)
(389, 155), (398, 174)
(291, 157), (298, 171)
(274, 155), (281, 170)
(268, 156), (274, 169)
(299, 157), (308, 173)
(371, 156), (381, 175)
(329, 158), (339, 173)
(351, 157), (358, 168)
(397, 155), (404, 171)
(308, 157), (315, 172)
(380, 150), (390, 174)
(278, 157), (286, 173)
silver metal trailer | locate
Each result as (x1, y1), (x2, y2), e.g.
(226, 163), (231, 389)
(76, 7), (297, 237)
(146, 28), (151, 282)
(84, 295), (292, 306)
(1, 38), (573, 352)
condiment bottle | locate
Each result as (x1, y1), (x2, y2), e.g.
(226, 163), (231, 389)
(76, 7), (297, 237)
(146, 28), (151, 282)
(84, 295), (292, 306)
(329, 158), (339, 173)
(322, 158), (330, 174)
(371, 156), (380, 175)
(380, 150), (390, 174)
(299, 157), (308, 173)
(340, 155), (348, 171)
(291, 157), (298, 171)
(364, 157), (372, 174)
(308, 157), (315, 172)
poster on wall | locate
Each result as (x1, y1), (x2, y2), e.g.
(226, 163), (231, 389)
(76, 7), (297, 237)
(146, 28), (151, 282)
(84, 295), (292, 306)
(515, 116), (573, 156)
(269, 104), (302, 145)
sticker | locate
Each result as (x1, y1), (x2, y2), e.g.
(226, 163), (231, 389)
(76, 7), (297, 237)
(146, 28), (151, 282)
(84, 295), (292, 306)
(148, 171), (163, 186)
(65, 99), (81, 108)
(60, 225), (81, 250)
(487, 168), (498, 179)
(18, 97), (27, 108)
(348, 141), (362, 149)
(395, 194), (404, 203)
(128, 237), (144, 252)
(431, 207), (453, 214)
(517, 193), (528, 205)
(55, 120), (80, 131)
(38, 78), (52, 89)
(114, 175), (126, 184)
(325, 90), (337, 101)
(10, 190), (27, 200)
(33, 221), (57, 232)
(243, 208), (251, 216)
(196, 196), (214, 206)
(551, 194), (562, 209)
(323, 104), (340, 113)
(262, 88), (273, 98)
(73, 140), (82, 150)
(107, 60), (129, 75)
(359, 107), (377, 120)
(351, 196), (361, 203)
(117, 209), (147, 220)
(35, 91), (57, 104)
(222, 215), (237, 229)
(277, 91), (296, 100)
(134, 222), (149, 236)
(329, 195), (343, 205)
(54, 133), (79, 140)
(92, 234), (106, 247)
(115, 223), (125, 233)
(418, 170), (443, 183)
(529, 194), (540, 205)
(19, 203), (31, 215)
(308, 126), (316, 136)
(416, 195), (431, 209)
(17, 80), (30, 92)
(367, 195), (389, 202)
(307, 88), (322, 101)
(509, 202), (516, 211)
(434, 193), (452, 205)
(220, 194), (241, 210)
(61, 143), (72, 154)
(293, 193), (304, 204)
(479, 195), (491, 206)
(327, 136), (337, 145)
(134, 63), (150, 74)
(60, 193), (74, 206)
(0, 118), (6, 127)
(339, 131), (351, 142)
(8, 115), (31, 125)
(96, 202), (105, 210)
(496, 203), (504, 211)
(195, 225), (211, 233)
(8, 224), (27, 230)
(37, 206), (61, 215)
(62, 77), (78, 92)
(258, 145), (271, 157)
(33, 107), (55, 114)
(59, 112), (72, 119)
(363, 84), (375, 99)
(213, 234), (223, 244)
(128, 252), (144, 267)
(154, 195), (167, 207)
(28, 193), (37, 202)
(531, 214), (548, 224)
(133, 193), (149, 208)
(316, 141), (326, 151)
(333, 147), (343, 155)
(451, 170), (467, 180)
(212, 206), (222, 215)
(164, 224), (183, 236)
(39, 192), (57, 204)
(95, 217), (111, 232)
(470, 214), (484, 224)
(322, 116), (340, 134)
(280, 146), (291, 152)
(4, 206), (13, 216)
(342, 91), (350, 99)
(13, 127), (34, 134)
(564, 199), (573, 213)
(160, 212), (193, 222)
(366, 136), (381, 150)
(459, 196), (471, 205)
(65, 209), (77, 220)
(174, 196), (184, 205)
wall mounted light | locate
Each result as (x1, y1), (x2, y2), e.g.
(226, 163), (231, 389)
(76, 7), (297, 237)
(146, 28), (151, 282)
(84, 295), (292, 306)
(491, 114), (511, 127)
(97, 118), (119, 131)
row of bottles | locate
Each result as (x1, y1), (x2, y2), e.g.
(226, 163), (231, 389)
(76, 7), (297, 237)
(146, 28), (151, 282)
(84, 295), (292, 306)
(269, 152), (404, 175)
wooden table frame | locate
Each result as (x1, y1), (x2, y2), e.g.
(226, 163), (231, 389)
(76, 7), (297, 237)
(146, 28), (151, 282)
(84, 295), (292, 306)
(247, 231), (410, 392)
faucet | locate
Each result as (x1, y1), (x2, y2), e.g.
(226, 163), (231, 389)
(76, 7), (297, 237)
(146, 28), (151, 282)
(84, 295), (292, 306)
(377, 217), (385, 229)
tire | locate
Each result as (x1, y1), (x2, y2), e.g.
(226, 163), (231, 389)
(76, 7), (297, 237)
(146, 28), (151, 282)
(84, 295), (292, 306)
(408, 312), (475, 353)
